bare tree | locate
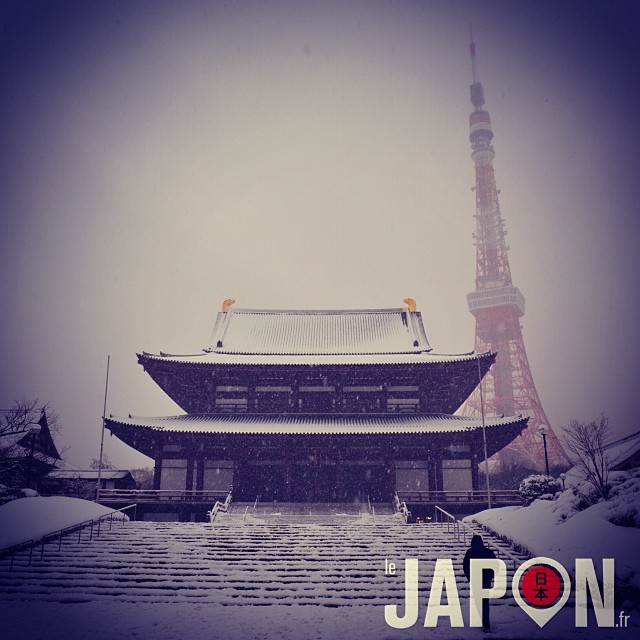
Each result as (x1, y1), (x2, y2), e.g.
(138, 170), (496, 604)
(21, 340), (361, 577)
(90, 455), (116, 470)
(563, 415), (611, 500)
(131, 467), (154, 489)
(0, 399), (62, 488)
(0, 439), (25, 488)
(0, 399), (61, 438)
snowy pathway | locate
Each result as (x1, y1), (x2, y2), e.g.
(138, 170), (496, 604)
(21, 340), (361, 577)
(1, 518), (636, 639)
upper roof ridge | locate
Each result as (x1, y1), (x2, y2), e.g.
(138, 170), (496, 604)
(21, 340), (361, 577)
(205, 305), (431, 355)
(223, 307), (410, 315)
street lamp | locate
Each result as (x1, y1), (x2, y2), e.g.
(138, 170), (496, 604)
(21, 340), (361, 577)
(538, 424), (550, 476)
(25, 424), (41, 489)
(559, 472), (566, 490)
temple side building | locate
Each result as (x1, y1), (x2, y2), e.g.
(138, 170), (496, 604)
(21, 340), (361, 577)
(106, 303), (528, 519)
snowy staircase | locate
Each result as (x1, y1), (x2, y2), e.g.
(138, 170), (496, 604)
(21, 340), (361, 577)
(0, 518), (527, 608)
(221, 501), (400, 525)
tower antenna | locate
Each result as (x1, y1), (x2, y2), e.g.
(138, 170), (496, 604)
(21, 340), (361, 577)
(469, 24), (479, 85)
(468, 26), (485, 110)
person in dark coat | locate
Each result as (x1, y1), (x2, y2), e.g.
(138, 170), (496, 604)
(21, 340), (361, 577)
(463, 534), (497, 632)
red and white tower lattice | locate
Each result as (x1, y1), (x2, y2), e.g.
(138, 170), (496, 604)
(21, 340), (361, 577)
(462, 35), (569, 472)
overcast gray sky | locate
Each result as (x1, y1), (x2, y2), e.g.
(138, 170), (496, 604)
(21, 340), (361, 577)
(1, 0), (639, 469)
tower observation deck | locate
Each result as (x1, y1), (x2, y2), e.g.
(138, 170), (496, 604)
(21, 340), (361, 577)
(462, 35), (569, 472)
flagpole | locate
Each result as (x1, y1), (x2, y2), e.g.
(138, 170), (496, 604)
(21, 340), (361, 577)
(96, 355), (110, 503)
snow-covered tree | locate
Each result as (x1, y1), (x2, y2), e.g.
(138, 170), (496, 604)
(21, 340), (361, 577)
(131, 466), (154, 489)
(0, 399), (62, 489)
(519, 474), (562, 506)
(90, 455), (116, 470)
(563, 415), (612, 500)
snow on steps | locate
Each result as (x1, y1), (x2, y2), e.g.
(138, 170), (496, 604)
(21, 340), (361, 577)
(222, 501), (399, 525)
(0, 520), (528, 608)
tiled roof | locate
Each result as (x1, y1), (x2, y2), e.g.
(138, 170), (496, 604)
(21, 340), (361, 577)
(47, 470), (131, 480)
(106, 413), (526, 436)
(205, 307), (431, 355)
(139, 350), (483, 366)
(604, 431), (640, 469)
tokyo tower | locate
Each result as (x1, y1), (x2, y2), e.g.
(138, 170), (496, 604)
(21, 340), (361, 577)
(462, 35), (569, 472)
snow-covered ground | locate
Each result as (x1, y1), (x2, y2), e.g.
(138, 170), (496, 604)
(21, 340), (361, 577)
(3, 600), (638, 640)
(0, 495), (127, 549)
(1, 487), (639, 639)
(466, 470), (640, 596)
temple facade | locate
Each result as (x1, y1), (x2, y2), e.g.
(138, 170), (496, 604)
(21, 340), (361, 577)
(106, 303), (527, 517)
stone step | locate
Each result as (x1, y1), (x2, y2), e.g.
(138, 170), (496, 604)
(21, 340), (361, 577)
(0, 521), (527, 607)
(217, 512), (402, 525)
(228, 502), (395, 516)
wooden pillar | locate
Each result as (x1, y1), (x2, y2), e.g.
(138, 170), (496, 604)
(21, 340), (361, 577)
(247, 383), (256, 413)
(419, 386), (428, 413)
(386, 459), (396, 498)
(435, 454), (444, 493)
(153, 438), (162, 491)
(291, 384), (300, 413)
(153, 456), (163, 490)
(471, 450), (480, 491)
(185, 455), (195, 491)
(196, 456), (205, 492)
(311, 448), (319, 502)
(205, 374), (215, 412)
(335, 451), (345, 501)
(283, 457), (292, 501)
(232, 460), (240, 496)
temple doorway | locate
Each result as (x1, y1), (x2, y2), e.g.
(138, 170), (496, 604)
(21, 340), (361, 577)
(236, 461), (285, 501)
(290, 461), (337, 501)
(344, 461), (390, 502)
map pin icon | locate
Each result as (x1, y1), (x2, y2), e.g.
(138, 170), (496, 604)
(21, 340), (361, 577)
(513, 557), (571, 628)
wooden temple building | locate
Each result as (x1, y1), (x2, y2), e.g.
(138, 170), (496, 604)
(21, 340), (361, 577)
(105, 302), (528, 520)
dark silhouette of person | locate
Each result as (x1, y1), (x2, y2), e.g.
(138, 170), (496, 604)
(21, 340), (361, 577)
(463, 534), (497, 632)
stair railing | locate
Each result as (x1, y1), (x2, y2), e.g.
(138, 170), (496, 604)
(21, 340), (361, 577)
(207, 489), (232, 523)
(393, 492), (411, 524)
(0, 503), (137, 572)
(434, 505), (522, 569)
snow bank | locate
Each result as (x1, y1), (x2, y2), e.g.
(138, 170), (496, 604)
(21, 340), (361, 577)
(0, 496), (128, 549)
(466, 471), (640, 589)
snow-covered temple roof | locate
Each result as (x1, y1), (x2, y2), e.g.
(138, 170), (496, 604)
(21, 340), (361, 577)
(106, 412), (528, 459)
(206, 307), (431, 355)
(139, 350), (484, 366)
(605, 430), (640, 471)
(136, 306), (498, 367)
(133, 304), (497, 416)
(107, 412), (525, 436)
(46, 469), (132, 481)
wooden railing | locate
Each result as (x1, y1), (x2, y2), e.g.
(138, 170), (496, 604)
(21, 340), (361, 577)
(97, 489), (231, 503)
(393, 492), (411, 524)
(207, 490), (232, 523)
(398, 490), (520, 504)
(96, 488), (521, 506)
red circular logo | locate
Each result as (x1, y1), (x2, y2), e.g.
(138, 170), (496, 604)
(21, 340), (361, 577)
(519, 564), (563, 608)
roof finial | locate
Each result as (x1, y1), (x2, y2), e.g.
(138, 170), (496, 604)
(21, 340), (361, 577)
(222, 298), (235, 312)
(403, 297), (417, 312)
